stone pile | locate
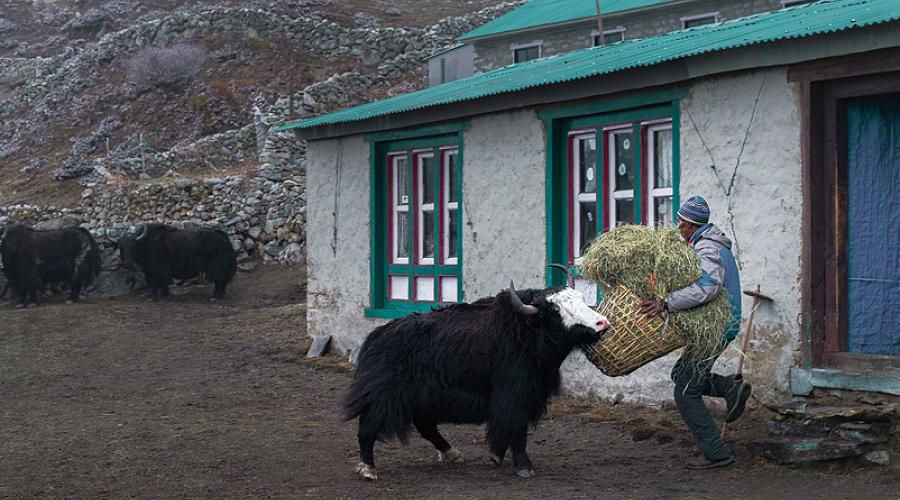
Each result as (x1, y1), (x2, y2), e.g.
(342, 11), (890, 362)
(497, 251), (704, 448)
(753, 400), (898, 467)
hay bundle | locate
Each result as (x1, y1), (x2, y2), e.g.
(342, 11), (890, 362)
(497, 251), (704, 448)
(579, 225), (731, 372)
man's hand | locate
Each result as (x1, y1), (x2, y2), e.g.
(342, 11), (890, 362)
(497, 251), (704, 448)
(638, 298), (666, 318)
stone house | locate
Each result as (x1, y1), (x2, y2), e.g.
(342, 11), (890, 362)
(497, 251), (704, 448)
(280, 0), (899, 405)
(429, 0), (815, 84)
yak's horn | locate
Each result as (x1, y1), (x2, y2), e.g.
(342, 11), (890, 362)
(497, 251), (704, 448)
(135, 224), (148, 241)
(508, 280), (538, 316)
(546, 263), (575, 288)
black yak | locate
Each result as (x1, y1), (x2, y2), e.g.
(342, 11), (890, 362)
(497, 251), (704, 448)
(342, 283), (610, 480)
(117, 223), (237, 301)
(0, 224), (101, 308)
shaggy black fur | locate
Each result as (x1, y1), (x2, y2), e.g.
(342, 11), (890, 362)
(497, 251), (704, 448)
(0, 224), (101, 308)
(342, 287), (604, 477)
(118, 223), (237, 301)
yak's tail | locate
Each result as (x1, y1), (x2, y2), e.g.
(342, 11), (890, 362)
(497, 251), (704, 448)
(340, 324), (413, 444)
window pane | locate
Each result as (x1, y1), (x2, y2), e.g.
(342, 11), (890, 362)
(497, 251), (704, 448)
(654, 196), (673, 227)
(440, 276), (458, 303)
(615, 198), (634, 226)
(579, 138), (597, 194)
(514, 46), (539, 63)
(422, 210), (435, 260)
(397, 211), (409, 259)
(684, 16), (716, 29)
(390, 275), (409, 300)
(447, 209), (458, 260)
(447, 153), (458, 203)
(416, 277), (435, 301)
(574, 277), (598, 307)
(396, 157), (409, 202)
(613, 132), (635, 191)
(604, 31), (624, 44)
(653, 129), (673, 188)
(579, 202), (597, 255)
(421, 156), (434, 205)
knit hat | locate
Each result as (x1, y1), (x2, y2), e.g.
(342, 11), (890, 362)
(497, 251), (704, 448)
(677, 196), (710, 225)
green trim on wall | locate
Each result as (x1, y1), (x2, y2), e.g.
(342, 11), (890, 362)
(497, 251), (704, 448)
(538, 88), (687, 122)
(366, 130), (464, 319)
(671, 100), (681, 222)
(544, 96), (681, 286)
(456, 132), (465, 302)
(364, 122), (470, 143)
(369, 140), (385, 310)
(545, 119), (569, 287)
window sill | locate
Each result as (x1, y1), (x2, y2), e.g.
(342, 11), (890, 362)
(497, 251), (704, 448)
(365, 303), (444, 319)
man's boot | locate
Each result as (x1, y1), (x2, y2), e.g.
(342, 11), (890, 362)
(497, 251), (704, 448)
(725, 376), (752, 423)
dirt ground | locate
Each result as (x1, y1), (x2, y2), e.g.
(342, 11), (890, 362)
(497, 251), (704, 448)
(1, 265), (897, 499)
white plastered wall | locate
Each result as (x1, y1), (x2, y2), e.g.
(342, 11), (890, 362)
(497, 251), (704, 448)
(461, 109), (548, 297)
(305, 135), (385, 356)
(562, 67), (804, 404)
(304, 67), (803, 405)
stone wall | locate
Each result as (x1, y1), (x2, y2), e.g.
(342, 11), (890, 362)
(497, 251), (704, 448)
(1, 171), (307, 297)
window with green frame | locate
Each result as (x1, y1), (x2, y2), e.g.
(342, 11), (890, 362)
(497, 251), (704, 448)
(367, 130), (464, 318)
(543, 95), (682, 305)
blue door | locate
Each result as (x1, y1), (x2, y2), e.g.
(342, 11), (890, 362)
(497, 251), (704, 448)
(845, 94), (900, 356)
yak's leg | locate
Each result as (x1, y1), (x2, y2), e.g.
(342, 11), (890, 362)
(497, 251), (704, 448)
(26, 289), (38, 308)
(211, 281), (226, 301)
(14, 287), (28, 309)
(486, 424), (509, 467)
(66, 281), (82, 303)
(356, 413), (378, 480)
(509, 427), (535, 478)
(414, 418), (461, 463)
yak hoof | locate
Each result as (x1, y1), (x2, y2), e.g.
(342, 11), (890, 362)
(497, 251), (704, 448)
(438, 448), (463, 463)
(516, 468), (535, 478)
(355, 462), (378, 481)
(14, 303), (26, 309)
(489, 454), (503, 466)
(26, 303), (37, 309)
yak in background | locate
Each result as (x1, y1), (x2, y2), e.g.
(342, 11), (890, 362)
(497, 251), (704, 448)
(0, 224), (101, 308)
(342, 283), (610, 480)
(117, 223), (237, 301)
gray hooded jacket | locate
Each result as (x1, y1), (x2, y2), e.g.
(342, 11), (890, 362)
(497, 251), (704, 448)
(666, 224), (742, 340)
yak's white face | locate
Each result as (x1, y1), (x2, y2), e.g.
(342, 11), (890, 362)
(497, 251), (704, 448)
(546, 288), (610, 332)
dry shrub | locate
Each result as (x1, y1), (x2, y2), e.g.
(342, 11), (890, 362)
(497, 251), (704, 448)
(126, 45), (206, 91)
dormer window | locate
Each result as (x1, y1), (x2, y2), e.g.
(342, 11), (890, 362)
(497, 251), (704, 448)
(512, 42), (542, 63)
(681, 12), (719, 29)
(592, 28), (625, 46)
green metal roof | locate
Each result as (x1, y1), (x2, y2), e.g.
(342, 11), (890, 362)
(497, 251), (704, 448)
(278, 0), (900, 132)
(458, 0), (673, 42)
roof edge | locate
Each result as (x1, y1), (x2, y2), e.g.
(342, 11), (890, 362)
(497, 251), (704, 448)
(290, 25), (900, 140)
(457, 0), (695, 42)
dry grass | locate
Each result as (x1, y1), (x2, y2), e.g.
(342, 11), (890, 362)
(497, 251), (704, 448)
(579, 225), (731, 367)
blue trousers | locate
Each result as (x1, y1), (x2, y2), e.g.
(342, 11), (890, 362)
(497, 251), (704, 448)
(671, 354), (735, 462)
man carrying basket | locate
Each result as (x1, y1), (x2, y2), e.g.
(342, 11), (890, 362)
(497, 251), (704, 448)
(639, 196), (750, 470)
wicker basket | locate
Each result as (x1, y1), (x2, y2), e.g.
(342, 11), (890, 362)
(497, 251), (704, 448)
(582, 285), (686, 377)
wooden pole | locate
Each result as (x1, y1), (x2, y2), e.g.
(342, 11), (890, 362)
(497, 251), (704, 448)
(594, 0), (605, 46)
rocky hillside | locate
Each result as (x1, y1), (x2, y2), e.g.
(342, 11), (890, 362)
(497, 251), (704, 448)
(0, 0), (518, 206)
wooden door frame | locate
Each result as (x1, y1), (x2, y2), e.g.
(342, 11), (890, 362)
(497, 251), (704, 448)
(792, 49), (900, 370)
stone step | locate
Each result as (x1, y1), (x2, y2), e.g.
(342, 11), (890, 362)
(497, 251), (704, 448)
(767, 401), (899, 422)
(752, 438), (865, 464)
